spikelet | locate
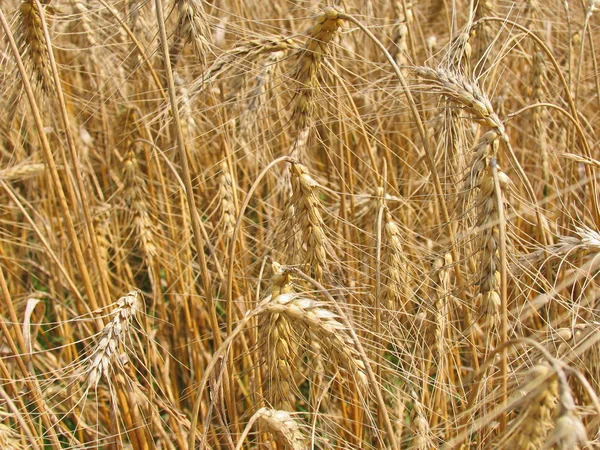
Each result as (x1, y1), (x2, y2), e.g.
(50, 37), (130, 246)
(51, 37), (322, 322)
(122, 148), (157, 261)
(530, 52), (550, 193)
(0, 423), (25, 450)
(169, 0), (210, 68)
(440, 32), (473, 184)
(544, 409), (587, 450)
(257, 408), (306, 450)
(289, 163), (329, 281)
(292, 6), (344, 132)
(260, 262), (296, 410)
(381, 207), (411, 315)
(18, 0), (52, 91)
(410, 398), (434, 450)
(506, 365), (558, 450)
(516, 225), (600, 274)
(389, 2), (412, 72)
(264, 292), (368, 387)
(88, 290), (139, 388)
(542, 366), (587, 450)
(0, 162), (45, 181)
(217, 158), (236, 240)
(92, 205), (111, 281)
(414, 66), (504, 132)
(189, 36), (296, 97)
(476, 159), (510, 334)
(428, 254), (453, 357)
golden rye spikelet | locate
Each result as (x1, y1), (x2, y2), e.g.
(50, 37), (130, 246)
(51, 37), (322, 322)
(445, 32), (472, 75)
(410, 398), (434, 450)
(441, 33), (473, 183)
(92, 206), (111, 280)
(428, 254), (453, 355)
(516, 225), (600, 273)
(122, 148), (157, 261)
(389, 2), (412, 70)
(0, 423), (25, 450)
(189, 36), (296, 96)
(530, 52), (551, 191)
(381, 207), (410, 314)
(544, 409), (587, 450)
(476, 160), (511, 333)
(542, 365), (587, 449)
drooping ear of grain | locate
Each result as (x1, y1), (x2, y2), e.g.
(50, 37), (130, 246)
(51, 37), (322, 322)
(414, 67), (504, 132)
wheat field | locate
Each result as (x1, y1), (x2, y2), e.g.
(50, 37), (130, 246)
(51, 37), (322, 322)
(1, 0), (600, 448)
